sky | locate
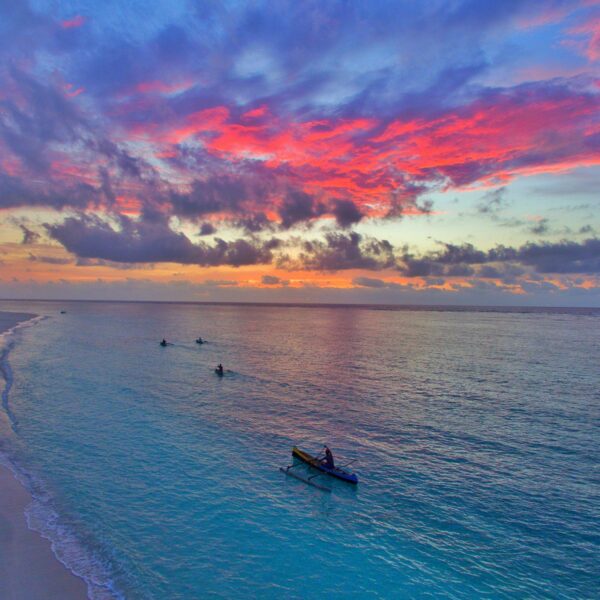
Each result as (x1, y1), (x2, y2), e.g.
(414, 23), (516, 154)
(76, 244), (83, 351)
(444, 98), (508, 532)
(0, 0), (599, 305)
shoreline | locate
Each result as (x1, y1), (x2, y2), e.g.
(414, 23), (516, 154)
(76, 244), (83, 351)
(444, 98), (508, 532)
(0, 311), (88, 600)
(0, 464), (88, 600)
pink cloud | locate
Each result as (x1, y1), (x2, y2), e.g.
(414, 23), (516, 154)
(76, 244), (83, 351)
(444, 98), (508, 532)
(61, 15), (86, 29)
(64, 83), (85, 97)
(568, 11), (600, 61)
(134, 79), (194, 96)
(242, 106), (269, 120)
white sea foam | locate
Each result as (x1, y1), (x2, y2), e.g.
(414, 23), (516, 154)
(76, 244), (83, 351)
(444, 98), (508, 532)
(0, 315), (123, 600)
(0, 316), (46, 431)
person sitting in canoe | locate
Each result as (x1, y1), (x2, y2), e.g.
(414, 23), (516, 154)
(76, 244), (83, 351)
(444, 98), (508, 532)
(216, 363), (224, 375)
(322, 445), (335, 469)
(160, 339), (167, 347)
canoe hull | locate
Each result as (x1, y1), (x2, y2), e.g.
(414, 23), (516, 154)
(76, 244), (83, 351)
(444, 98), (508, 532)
(292, 447), (358, 484)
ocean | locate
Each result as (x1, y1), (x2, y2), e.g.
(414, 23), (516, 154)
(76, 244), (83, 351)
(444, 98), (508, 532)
(0, 300), (599, 599)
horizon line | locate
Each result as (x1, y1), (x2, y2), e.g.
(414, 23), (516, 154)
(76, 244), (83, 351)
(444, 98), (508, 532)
(1, 298), (598, 311)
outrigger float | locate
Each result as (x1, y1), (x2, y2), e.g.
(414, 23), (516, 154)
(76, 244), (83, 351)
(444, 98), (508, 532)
(280, 446), (359, 492)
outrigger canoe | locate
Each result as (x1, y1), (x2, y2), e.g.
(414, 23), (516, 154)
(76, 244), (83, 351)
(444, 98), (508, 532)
(292, 446), (358, 484)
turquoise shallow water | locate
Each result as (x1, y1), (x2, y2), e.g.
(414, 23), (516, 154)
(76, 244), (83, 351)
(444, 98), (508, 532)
(0, 301), (599, 599)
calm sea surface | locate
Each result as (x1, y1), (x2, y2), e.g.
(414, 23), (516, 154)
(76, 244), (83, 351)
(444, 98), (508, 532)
(0, 301), (599, 599)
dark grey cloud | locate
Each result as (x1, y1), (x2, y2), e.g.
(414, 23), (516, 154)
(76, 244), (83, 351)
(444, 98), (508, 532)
(199, 222), (216, 235)
(529, 218), (549, 235)
(279, 190), (325, 229)
(400, 255), (443, 277)
(93, 139), (149, 181)
(385, 178), (433, 218)
(168, 174), (278, 222)
(261, 275), (288, 285)
(98, 167), (116, 205)
(171, 181), (349, 232)
(296, 232), (395, 271)
(0, 172), (100, 211)
(45, 213), (279, 267)
(28, 253), (71, 265)
(400, 238), (600, 277)
(399, 242), (486, 277)
(353, 276), (387, 288)
(352, 276), (418, 290)
(331, 199), (363, 228)
(225, 237), (280, 267)
(436, 243), (488, 264)
(446, 264), (475, 276)
(20, 224), (40, 244)
(424, 277), (447, 286)
(74, 257), (155, 270)
(477, 187), (508, 214)
(507, 238), (600, 274)
(477, 264), (525, 281)
(233, 213), (274, 233)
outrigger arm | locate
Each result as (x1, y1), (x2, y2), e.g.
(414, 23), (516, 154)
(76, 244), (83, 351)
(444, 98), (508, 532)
(279, 466), (332, 492)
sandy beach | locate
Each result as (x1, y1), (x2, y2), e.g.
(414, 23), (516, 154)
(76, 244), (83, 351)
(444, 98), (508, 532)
(0, 312), (88, 600)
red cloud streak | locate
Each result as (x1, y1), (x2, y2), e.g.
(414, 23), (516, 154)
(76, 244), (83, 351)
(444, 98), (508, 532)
(126, 85), (600, 214)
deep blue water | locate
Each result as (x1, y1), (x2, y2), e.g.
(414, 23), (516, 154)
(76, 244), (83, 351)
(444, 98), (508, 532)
(0, 301), (599, 599)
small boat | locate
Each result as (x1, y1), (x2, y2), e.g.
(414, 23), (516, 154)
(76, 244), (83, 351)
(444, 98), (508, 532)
(160, 340), (168, 347)
(215, 368), (224, 376)
(291, 446), (358, 484)
(195, 338), (204, 344)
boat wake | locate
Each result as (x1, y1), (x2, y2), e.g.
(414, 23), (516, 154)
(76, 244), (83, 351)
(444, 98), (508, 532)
(0, 315), (123, 600)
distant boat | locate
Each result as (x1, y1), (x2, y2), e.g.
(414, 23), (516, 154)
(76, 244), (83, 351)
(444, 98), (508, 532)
(60, 310), (66, 314)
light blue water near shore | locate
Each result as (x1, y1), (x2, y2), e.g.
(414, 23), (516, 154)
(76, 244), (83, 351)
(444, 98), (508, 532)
(0, 301), (599, 599)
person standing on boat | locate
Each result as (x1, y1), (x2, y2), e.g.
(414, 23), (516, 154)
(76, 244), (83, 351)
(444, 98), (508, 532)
(322, 445), (335, 469)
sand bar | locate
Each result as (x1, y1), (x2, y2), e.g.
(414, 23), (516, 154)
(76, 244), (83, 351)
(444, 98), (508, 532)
(0, 311), (88, 600)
